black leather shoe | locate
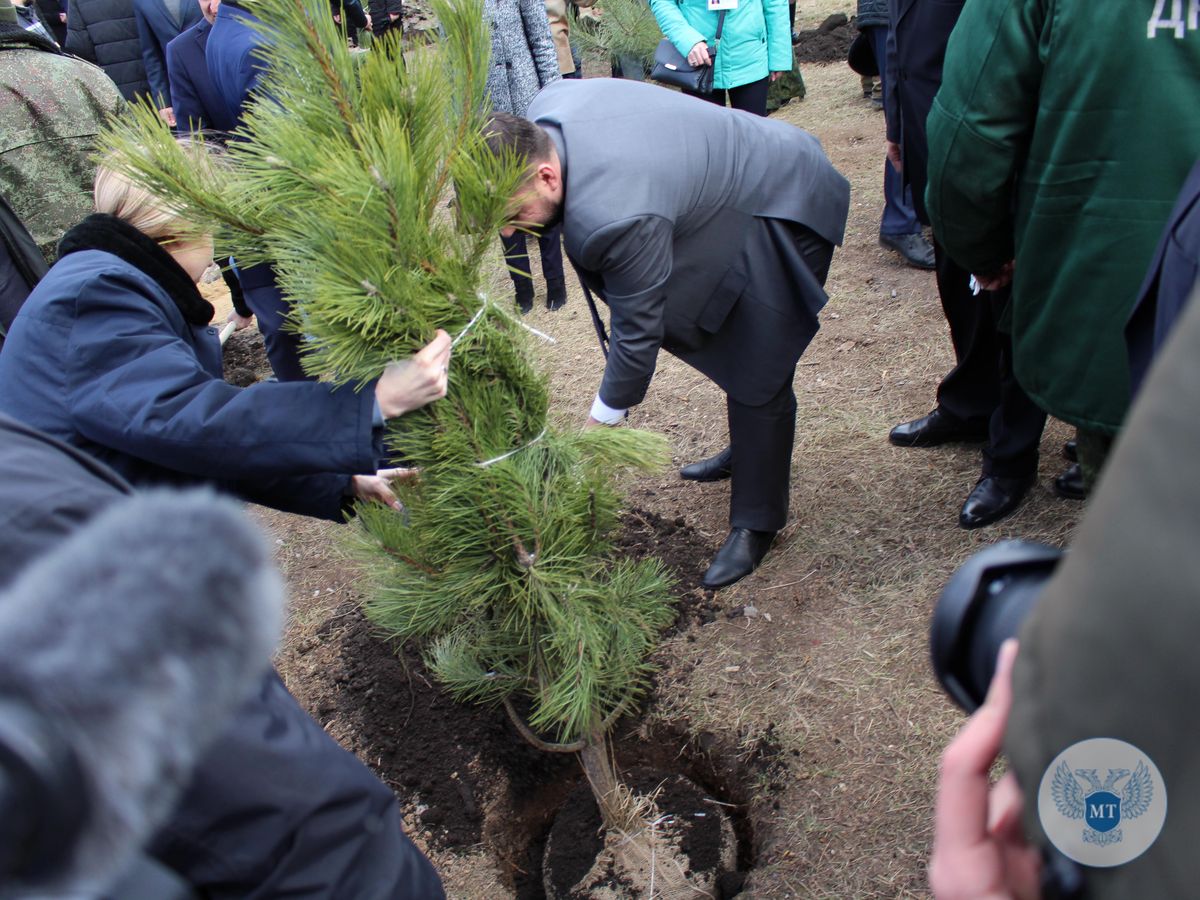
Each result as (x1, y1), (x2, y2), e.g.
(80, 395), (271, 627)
(1062, 439), (1078, 462)
(546, 280), (566, 311)
(702, 528), (775, 589)
(514, 285), (533, 314)
(680, 446), (733, 482)
(1053, 463), (1087, 500)
(889, 409), (988, 448)
(959, 474), (1034, 529)
(879, 232), (936, 269)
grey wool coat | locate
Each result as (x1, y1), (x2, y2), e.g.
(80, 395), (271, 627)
(483, 0), (560, 117)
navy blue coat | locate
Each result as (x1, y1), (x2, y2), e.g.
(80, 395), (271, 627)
(133, 0), (202, 108)
(167, 18), (237, 133)
(883, 0), (963, 224)
(206, 2), (264, 129)
(0, 250), (381, 520)
(1126, 158), (1200, 398)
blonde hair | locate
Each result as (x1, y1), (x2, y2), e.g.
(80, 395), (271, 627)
(93, 166), (189, 242)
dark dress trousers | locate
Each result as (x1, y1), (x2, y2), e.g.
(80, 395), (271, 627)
(133, 0), (201, 109)
(885, 0), (1044, 477)
(529, 79), (850, 531)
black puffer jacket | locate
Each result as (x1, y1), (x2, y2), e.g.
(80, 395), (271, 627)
(66, 0), (149, 100)
(856, 0), (887, 28)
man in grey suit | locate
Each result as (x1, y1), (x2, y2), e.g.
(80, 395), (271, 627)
(485, 78), (850, 588)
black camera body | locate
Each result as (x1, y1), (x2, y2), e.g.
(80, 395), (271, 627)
(930, 540), (1063, 713)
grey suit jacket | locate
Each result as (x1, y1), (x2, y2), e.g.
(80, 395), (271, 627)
(528, 78), (850, 408)
(483, 0), (560, 117)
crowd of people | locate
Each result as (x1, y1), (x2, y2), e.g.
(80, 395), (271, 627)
(2, 0), (1200, 895)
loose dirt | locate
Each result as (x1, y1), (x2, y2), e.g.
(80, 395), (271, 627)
(228, 11), (1080, 896)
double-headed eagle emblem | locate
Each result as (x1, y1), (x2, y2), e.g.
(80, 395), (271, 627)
(1052, 760), (1155, 847)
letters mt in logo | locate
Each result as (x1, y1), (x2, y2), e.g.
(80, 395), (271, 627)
(1052, 761), (1153, 847)
(1038, 737), (1167, 867)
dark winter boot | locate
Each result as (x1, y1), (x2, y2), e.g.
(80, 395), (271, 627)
(514, 280), (534, 314)
(545, 278), (566, 311)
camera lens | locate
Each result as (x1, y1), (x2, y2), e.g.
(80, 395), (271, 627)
(930, 540), (1062, 712)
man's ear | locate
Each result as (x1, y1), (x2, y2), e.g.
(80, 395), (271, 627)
(535, 160), (560, 194)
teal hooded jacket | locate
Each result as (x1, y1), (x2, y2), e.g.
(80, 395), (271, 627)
(650, 0), (792, 91)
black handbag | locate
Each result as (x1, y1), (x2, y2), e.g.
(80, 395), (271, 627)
(650, 9), (727, 95)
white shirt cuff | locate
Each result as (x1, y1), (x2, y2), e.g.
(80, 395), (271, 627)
(589, 394), (627, 425)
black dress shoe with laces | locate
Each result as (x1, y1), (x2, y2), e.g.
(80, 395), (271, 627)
(680, 446), (733, 482)
(702, 528), (776, 589)
(959, 474), (1035, 529)
(889, 409), (989, 448)
(879, 232), (936, 269)
(1053, 463), (1087, 500)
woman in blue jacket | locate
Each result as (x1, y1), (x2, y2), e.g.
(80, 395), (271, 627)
(650, 0), (791, 116)
(0, 164), (452, 521)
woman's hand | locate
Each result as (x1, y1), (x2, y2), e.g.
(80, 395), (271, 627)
(374, 330), (452, 419)
(351, 466), (419, 510)
(687, 41), (712, 67)
(770, 71), (784, 82)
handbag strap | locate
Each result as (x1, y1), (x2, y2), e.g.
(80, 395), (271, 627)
(570, 262), (610, 359)
(714, 7), (726, 48)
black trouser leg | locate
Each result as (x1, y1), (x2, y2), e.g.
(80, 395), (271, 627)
(686, 78), (770, 117)
(239, 263), (314, 382)
(981, 288), (1046, 477)
(932, 240), (1001, 427)
(499, 231), (534, 301)
(537, 223), (564, 285)
(727, 375), (797, 532)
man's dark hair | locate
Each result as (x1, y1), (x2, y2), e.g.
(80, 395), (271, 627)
(484, 112), (552, 179)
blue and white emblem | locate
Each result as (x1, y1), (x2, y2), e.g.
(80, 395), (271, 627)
(1038, 738), (1167, 867)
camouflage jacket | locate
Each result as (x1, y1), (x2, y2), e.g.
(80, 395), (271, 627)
(0, 37), (123, 262)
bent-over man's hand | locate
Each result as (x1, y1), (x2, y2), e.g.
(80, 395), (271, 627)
(375, 330), (452, 419)
(351, 466), (419, 510)
(928, 640), (1041, 900)
(886, 141), (903, 174)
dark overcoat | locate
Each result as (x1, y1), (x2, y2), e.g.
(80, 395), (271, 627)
(0, 250), (380, 520)
(133, 0), (202, 108)
(66, 0), (150, 100)
(882, 0), (962, 225)
(166, 17), (237, 133)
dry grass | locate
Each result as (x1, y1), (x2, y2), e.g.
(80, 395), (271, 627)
(258, 46), (1081, 900)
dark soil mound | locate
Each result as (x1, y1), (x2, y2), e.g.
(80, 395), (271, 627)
(221, 326), (273, 386)
(795, 13), (855, 65)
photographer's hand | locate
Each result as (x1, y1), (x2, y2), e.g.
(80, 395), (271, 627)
(929, 640), (1042, 900)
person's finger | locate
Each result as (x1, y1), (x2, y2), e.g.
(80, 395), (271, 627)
(933, 640), (1019, 849)
(987, 771), (1025, 838)
(377, 466), (419, 483)
(415, 329), (452, 364)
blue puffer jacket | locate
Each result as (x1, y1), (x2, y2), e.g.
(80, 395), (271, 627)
(651, 0), (792, 90)
(856, 0), (888, 28)
(0, 249), (381, 520)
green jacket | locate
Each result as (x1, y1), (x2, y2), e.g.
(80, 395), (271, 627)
(0, 39), (123, 262)
(650, 0), (792, 91)
(925, 0), (1200, 433)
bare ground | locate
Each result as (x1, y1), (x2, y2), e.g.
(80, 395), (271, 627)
(246, 22), (1080, 898)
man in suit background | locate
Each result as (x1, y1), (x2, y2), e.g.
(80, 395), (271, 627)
(883, 0), (1046, 529)
(166, 0), (235, 132)
(134, 0), (201, 125)
(485, 79), (850, 588)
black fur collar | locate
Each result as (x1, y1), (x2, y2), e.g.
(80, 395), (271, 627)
(58, 214), (215, 327)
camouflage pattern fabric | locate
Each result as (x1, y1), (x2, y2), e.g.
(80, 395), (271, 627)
(0, 44), (123, 262)
(766, 60), (805, 113)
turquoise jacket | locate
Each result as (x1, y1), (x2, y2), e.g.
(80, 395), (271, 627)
(650, 0), (792, 91)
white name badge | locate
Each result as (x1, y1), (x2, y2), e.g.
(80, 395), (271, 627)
(708, 0), (737, 10)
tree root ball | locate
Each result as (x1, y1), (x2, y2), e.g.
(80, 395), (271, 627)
(543, 769), (738, 898)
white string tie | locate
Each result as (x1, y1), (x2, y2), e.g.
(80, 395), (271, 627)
(475, 427), (548, 468)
